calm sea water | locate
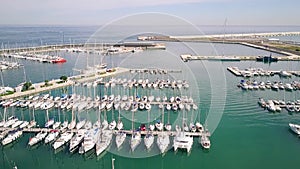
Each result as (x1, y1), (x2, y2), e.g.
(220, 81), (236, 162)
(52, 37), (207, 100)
(0, 25), (300, 169)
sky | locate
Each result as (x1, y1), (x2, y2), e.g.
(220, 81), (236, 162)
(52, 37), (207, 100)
(0, 0), (299, 25)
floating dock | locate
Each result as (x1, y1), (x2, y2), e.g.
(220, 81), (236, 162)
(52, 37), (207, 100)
(0, 127), (209, 137)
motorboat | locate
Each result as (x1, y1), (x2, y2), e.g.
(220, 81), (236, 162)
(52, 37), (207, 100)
(200, 132), (211, 149)
(289, 123), (300, 135)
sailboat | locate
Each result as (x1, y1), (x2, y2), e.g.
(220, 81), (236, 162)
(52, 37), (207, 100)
(156, 107), (169, 154)
(45, 109), (54, 128)
(144, 110), (154, 150)
(130, 110), (141, 152)
(69, 129), (85, 153)
(27, 108), (37, 129)
(96, 129), (113, 156)
(68, 109), (76, 129)
(28, 131), (48, 146)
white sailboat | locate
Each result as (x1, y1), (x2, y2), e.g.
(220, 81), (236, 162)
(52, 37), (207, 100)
(157, 132), (170, 154)
(144, 132), (154, 150)
(69, 129), (85, 152)
(28, 131), (48, 146)
(144, 110), (154, 150)
(79, 127), (100, 154)
(96, 130), (113, 156)
(2, 129), (23, 146)
(53, 131), (74, 150)
(68, 110), (76, 129)
(156, 105), (169, 154)
(115, 131), (126, 149)
(130, 110), (141, 152)
(45, 130), (59, 144)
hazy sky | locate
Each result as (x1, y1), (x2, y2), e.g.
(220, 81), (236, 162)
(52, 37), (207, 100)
(0, 0), (299, 25)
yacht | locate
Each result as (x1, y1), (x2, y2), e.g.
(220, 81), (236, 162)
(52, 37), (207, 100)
(96, 130), (113, 156)
(289, 123), (300, 135)
(53, 131), (74, 150)
(45, 130), (59, 144)
(69, 129), (85, 153)
(173, 131), (193, 153)
(2, 129), (23, 146)
(130, 131), (141, 152)
(115, 131), (126, 149)
(28, 131), (48, 146)
(157, 132), (170, 154)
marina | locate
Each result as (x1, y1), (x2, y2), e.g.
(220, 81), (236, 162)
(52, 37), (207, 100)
(0, 23), (300, 169)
